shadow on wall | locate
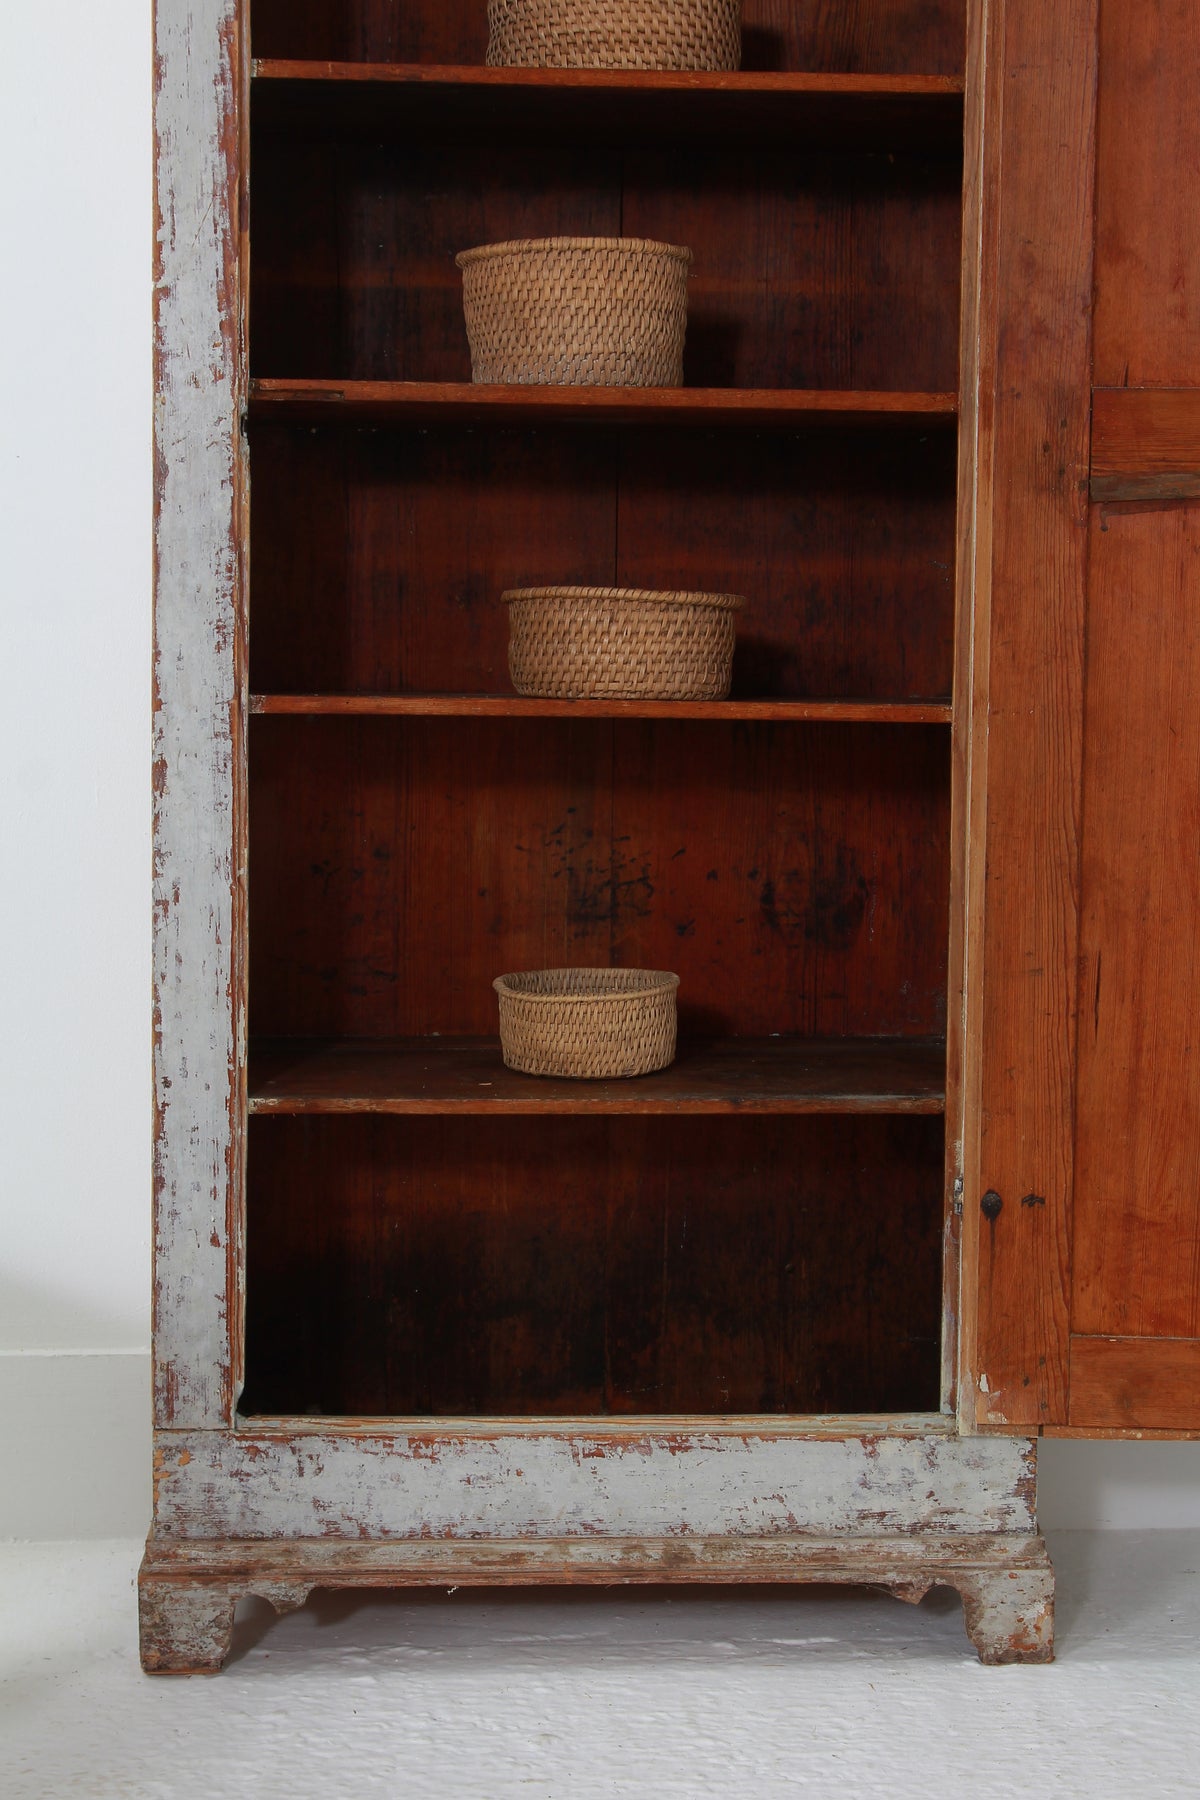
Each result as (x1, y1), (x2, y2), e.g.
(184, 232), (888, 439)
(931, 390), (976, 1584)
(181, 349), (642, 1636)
(1038, 1438), (1200, 1530)
(0, 1273), (147, 1356)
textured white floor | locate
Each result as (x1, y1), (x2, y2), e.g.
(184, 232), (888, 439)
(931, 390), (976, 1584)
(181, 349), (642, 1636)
(3, 1534), (1198, 1799)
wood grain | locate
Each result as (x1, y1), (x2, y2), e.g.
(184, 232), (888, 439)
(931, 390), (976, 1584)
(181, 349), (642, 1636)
(248, 381), (960, 427)
(241, 1113), (944, 1416)
(247, 718), (951, 1041)
(1068, 1337), (1200, 1431)
(250, 696), (955, 722)
(959, 0), (1097, 1429)
(1093, 0), (1200, 388)
(246, 125), (961, 392)
(247, 1035), (947, 1114)
(1090, 388), (1200, 502)
(1073, 502), (1200, 1342)
(248, 423), (957, 703)
(249, 0), (968, 76)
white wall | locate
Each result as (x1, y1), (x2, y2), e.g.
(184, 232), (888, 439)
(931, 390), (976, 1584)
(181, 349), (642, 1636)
(0, 0), (1196, 1539)
(1, 0), (151, 1355)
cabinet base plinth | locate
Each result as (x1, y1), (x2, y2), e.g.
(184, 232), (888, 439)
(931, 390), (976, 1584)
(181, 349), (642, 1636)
(138, 1531), (1054, 1672)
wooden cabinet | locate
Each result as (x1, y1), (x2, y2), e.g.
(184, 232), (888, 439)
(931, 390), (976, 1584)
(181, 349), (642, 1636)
(141, 0), (1200, 1672)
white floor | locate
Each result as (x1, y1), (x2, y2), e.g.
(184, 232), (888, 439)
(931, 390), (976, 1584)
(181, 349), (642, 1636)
(3, 1533), (1198, 1800)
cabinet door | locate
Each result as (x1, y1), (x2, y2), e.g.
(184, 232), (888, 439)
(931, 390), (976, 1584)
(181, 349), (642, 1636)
(963, 0), (1200, 1434)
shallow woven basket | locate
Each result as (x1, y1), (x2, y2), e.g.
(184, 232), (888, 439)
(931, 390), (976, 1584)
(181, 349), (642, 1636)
(486, 0), (742, 69)
(505, 586), (744, 699)
(494, 968), (680, 1079)
(456, 238), (691, 387)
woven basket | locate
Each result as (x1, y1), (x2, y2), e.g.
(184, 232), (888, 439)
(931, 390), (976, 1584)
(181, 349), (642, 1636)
(486, 0), (742, 69)
(456, 238), (691, 387)
(494, 968), (680, 1078)
(505, 586), (744, 699)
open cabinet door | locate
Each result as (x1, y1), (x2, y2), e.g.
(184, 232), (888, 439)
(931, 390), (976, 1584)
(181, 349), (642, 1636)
(963, 0), (1200, 1435)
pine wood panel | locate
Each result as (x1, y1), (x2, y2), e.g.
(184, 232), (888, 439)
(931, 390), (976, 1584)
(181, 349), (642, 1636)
(1073, 502), (1200, 1340)
(1068, 1337), (1200, 1431)
(1092, 0), (1200, 388)
(248, 135), (962, 392)
(250, 0), (967, 75)
(248, 380), (959, 428)
(960, 0), (1097, 1429)
(247, 1035), (948, 1114)
(251, 697), (954, 723)
(1091, 388), (1200, 503)
(620, 150), (961, 394)
(241, 1112), (944, 1416)
(248, 423), (956, 702)
(247, 718), (951, 1041)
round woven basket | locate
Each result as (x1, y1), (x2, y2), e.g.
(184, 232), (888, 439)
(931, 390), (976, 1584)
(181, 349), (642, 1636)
(494, 968), (680, 1079)
(486, 0), (742, 70)
(456, 237), (691, 387)
(504, 586), (744, 700)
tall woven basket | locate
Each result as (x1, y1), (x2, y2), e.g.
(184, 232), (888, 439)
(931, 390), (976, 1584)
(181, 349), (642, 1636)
(457, 238), (691, 387)
(486, 0), (742, 69)
(494, 968), (680, 1078)
(505, 586), (744, 699)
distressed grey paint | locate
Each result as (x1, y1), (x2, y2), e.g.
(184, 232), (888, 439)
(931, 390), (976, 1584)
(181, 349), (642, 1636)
(152, 0), (243, 1427)
(139, 1531), (1055, 1669)
(153, 1428), (1038, 1540)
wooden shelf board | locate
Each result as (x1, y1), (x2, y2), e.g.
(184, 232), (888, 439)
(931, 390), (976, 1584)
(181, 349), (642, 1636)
(253, 60), (965, 97)
(248, 1036), (947, 1116)
(250, 694), (953, 723)
(251, 62), (965, 153)
(248, 380), (959, 431)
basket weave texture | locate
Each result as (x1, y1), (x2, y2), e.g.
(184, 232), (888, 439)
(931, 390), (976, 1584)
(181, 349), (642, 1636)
(505, 586), (743, 699)
(486, 0), (742, 69)
(494, 968), (680, 1078)
(456, 238), (691, 387)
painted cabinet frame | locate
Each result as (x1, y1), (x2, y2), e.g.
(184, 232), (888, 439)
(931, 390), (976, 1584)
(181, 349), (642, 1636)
(148, 0), (1182, 1669)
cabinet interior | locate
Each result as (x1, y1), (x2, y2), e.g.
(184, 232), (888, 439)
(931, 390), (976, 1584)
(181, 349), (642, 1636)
(241, 0), (967, 1421)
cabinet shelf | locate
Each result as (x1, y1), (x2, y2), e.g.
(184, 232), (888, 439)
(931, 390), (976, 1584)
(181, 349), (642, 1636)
(253, 61), (965, 154)
(250, 694), (952, 723)
(248, 379), (958, 432)
(248, 1036), (947, 1116)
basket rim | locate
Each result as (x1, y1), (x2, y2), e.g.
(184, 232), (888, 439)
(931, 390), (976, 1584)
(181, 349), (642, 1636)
(502, 586), (744, 611)
(456, 236), (693, 268)
(494, 967), (681, 1003)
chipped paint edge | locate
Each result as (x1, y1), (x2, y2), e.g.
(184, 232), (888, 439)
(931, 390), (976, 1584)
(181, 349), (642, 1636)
(153, 0), (247, 1428)
(151, 1427), (1039, 1540)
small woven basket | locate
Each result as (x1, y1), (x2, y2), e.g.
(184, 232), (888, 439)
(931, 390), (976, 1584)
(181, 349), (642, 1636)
(494, 968), (680, 1078)
(505, 586), (744, 699)
(486, 0), (742, 70)
(456, 238), (691, 387)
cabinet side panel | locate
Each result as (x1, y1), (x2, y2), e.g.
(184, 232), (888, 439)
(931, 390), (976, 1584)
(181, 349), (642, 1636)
(153, 0), (245, 1427)
(961, 0), (1097, 1428)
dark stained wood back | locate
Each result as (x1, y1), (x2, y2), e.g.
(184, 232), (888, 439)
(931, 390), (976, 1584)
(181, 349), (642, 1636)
(242, 1112), (944, 1416)
(250, 0), (967, 75)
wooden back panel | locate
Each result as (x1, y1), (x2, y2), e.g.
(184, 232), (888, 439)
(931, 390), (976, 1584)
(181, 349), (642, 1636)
(250, 133), (962, 393)
(250, 0), (967, 75)
(242, 1112), (944, 1416)
(248, 717), (950, 1040)
(249, 422), (957, 702)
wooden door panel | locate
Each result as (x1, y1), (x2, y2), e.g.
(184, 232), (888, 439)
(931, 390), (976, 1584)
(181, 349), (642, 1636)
(959, 0), (1097, 1429)
(1062, 0), (1200, 1432)
(1073, 503), (1200, 1343)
